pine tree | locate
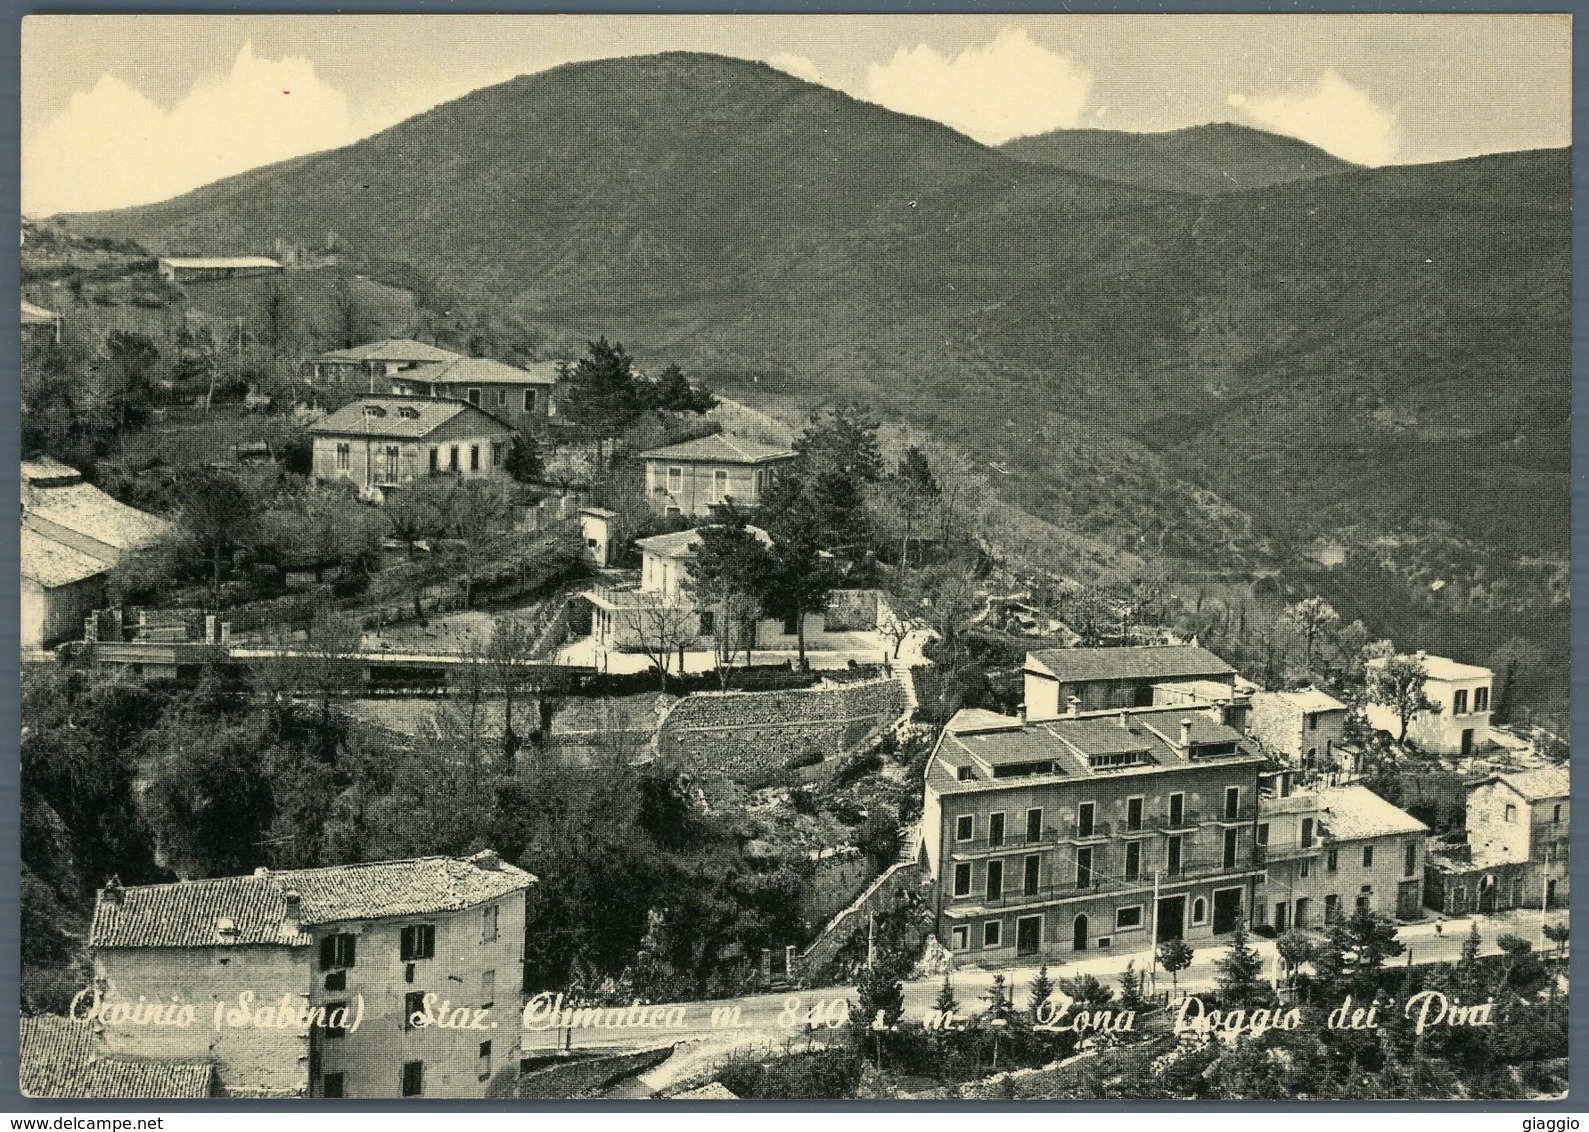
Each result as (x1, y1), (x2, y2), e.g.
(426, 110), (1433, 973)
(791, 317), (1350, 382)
(1118, 960), (1147, 1010)
(1157, 938), (1194, 997)
(933, 973), (958, 1015)
(1215, 909), (1268, 1009)
(1028, 963), (1055, 1015)
(854, 961), (904, 1028)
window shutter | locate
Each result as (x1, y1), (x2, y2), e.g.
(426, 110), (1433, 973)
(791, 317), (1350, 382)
(320, 935), (336, 971)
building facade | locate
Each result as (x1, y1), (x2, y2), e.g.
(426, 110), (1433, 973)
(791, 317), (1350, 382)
(1426, 765), (1569, 914)
(919, 702), (1271, 964)
(308, 396), (516, 497)
(306, 338), (462, 386)
(640, 434), (797, 518)
(1248, 688), (1349, 771)
(156, 256), (282, 283)
(1365, 652), (1494, 755)
(390, 356), (560, 433)
(1024, 645), (1238, 718)
(87, 852), (533, 1099)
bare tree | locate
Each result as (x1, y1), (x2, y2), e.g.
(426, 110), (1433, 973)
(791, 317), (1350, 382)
(442, 479), (515, 610)
(489, 613), (539, 763)
(632, 598), (698, 692)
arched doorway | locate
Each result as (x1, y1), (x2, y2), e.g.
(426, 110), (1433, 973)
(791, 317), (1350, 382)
(1072, 914), (1089, 951)
(1479, 874), (1496, 914)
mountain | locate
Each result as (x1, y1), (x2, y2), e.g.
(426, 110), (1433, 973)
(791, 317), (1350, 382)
(998, 122), (1359, 193)
(62, 53), (1569, 611)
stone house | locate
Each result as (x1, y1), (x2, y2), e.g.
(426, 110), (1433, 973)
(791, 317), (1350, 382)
(1365, 652), (1493, 755)
(1248, 687), (1349, 772)
(1024, 644), (1238, 718)
(308, 396), (516, 498)
(389, 356), (561, 434)
(87, 852), (533, 1098)
(305, 338), (462, 386)
(1255, 778), (1429, 929)
(918, 702), (1271, 964)
(20, 1016), (216, 1099)
(640, 433), (797, 518)
(577, 506), (619, 567)
(1426, 764), (1569, 914)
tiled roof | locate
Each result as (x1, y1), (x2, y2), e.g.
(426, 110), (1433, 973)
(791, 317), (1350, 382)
(91, 852), (534, 949)
(308, 396), (513, 440)
(23, 479), (175, 554)
(1027, 645), (1236, 684)
(20, 1017), (214, 1099)
(1369, 653), (1491, 682)
(158, 256), (280, 270)
(1482, 764), (1571, 802)
(313, 338), (461, 365)
(1254, 687), (1348, 715)
(21, 300), (58, 325)
(405, 357), (562, 386)
(636, 525), (773, 560)
(21, 527), (108, 588)
(1316, 785), (1429, 841)
(641, 433), (797, 464)
(20, 457), (81, 485)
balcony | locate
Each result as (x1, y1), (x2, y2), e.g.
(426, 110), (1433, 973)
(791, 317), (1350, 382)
(1206, 803), (1260, 827)
(949, 828), (1060, 858)
(1148, 810), (1205, 834)
(946, 874), (1147, 914)
(1064, 820), (1114, 844)
(1161, 852), (1265, 882)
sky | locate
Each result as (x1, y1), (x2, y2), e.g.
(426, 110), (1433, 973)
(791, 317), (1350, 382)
(21, 13), (1573, 216)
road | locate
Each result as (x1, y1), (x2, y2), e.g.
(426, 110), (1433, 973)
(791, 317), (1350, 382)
(513, 906), (1559, 1090)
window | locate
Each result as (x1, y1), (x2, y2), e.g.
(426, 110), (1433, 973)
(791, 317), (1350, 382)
(401, 1061), (424, 1098)
(481, 970), (495, 1010)
(1192, 898), (1206, 925)
(404, 991), (426, 1031)
(1257, 823), (1270, 846)
(324, 970), (346, 992)
(986, 860), (1003, 901)
(988, 812), (1005, 848)
(524, 390), (537, 413)
(478, 1041), (492, 1082)
(1405, 842), (1418, 877)
(699, 611), (716, 636)
(957, 766), (974, 782)
(1023, 855), (1039, 896)
(324, 1001), (349, 1039)
(1125, 841), (1140, 881)
(953, 863), (972, 897)
(712, 469), (728, 503)
(665, 506), (681, 517)
(1306, 747), (1318, 767)
(955, 815), (974, 842)
(1325, 894), (1340, 922)
(482, 905), (499, 944)
(1126, 797), (1143, 832)
(1356, 886), (1372, 913)
(320, 933), (356, 970)
(667, 466), (683, 493)
(1327, 847), (1339, 872)
(467, 387), (481, 407)
(491, 441), (503, 467)
(497, 390), (508, 408)
(1306, 713), (1318, 731)
(1301, 818), (1315, 849)
(1554, 804), (1563, 824)
(1225, 786), (1240, 821)
(449, 446), (460, 472)
(1076, 847), (1093, 888)
(400, 924), (436, 961)
(1300, 859), (1311, 878)
(385, 446), (400, 482)
(322, 1073), (344, 1098)
(951, 925), (969, 951)
(1453, 689), (1468, 715)
(983, 921), (1001, 948)
(430, 447), (439, 473)
(1362, 846), (1374, 868)
(1167, 836), (1182, 876)
(1169, 793), (1185, 826)
(1223, 828), (1238, 869)
(1474, 687), (1489, 712)
(335, 442), (351, 471)
(1026, 808), (1043, 842)
(1116, 906), (1143, 931)
(470, 445), (480, 471)
(1077, 802), (1095, 838)
(1504, 804), (1517, 823)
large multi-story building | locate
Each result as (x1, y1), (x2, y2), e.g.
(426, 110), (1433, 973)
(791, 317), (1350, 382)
(1255, 778), (1429, 930)
(1024, 644), (1238, 718)
(87, 852), (533, 1098)
(1425, 764), (1569, 914)
(919, 700), (1271, 963)
(1364, 651), (1493, 755)
(307, 395), (517, 497)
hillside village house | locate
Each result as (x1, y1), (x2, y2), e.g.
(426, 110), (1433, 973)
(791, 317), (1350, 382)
(918, 695), (1272, 964)
(21, 459), (174, 648)
(390, 356), (560, 433)
(87, 852), (532, 1098)
(1248, 687), (1350, 773)
(1365, 652), (1493, 755)
(641, 433), (797, 518)
(1024, 644), (1238, 718)
(577, 506), (619, 567)
(1425, 765), (1569, 915)
(306, 338), (462, 386)
(1255, 777), (1429, 929)
(156, 256), (282, 283)
(308, 396), (516, 499)
(583, 524), (835, 655)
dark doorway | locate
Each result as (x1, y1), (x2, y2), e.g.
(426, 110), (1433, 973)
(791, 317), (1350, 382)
(1017, 916), (1041, 957)
(1213, 888), (1243, 934)
(1547, 879), (1558, 907)
(1072, 914), (1089, 951)
(1156, 895), (1185, 943)
(1479, 876), (1496, 913)
(1461, 729), (1474, 755)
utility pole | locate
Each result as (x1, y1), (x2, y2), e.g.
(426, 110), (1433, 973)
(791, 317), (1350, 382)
(1148, 870), (1161, 991)
(866, 914), (876, 970)
(1539, 843), (1551, 952)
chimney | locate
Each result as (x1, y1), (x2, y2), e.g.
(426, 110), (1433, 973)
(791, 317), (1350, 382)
(1067, 696), (1082, 718)
(1118, 710), (1130, 730)
(1415, 650), (1428, 661)
(205, 614), (217, 643)
(102, 876), (124, 906)
(470, 849), (502, 872)
(1180, 718), (1194, 751)
(283, 889), (302, 928)
(254, 866), (270, 877)
(1017, 704), (1027, 724)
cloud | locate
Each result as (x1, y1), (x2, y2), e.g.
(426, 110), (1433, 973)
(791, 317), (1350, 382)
(765, 53), (822, 84)
(1228, 70), (1398, 166)
(866, 27), (1091, 145)
(23, 42), (413, 214)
